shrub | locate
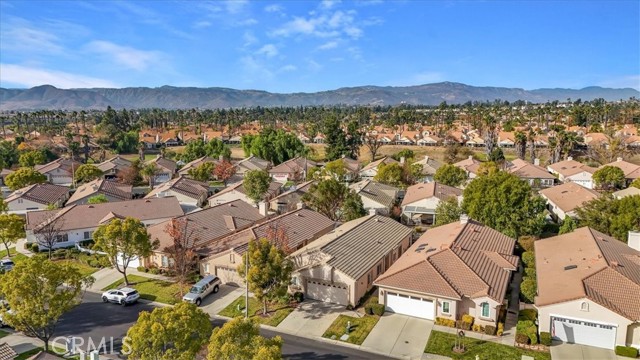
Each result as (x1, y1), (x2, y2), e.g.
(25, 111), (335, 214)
(485, 325), (496, 335)
(518, 236), (536, 253)
(346, 304), (354, 310)
(515, 332), (529, 344)
(516, 320), (535, 332)
(529, 333), (538, 345)
(522, 251), (536, 268)
(149, 267), (160, 275)
(472, 324), (482, 332)
(525, 267), (537, 278)
(31, 244), (39, 253)
(461, 314), (474, 325)
(497, 322), (504, 336)
(364, 303), (374, 315)
(518, 309), (538, 322)
(97, 256), (111, 268)
(435, 317), (456, 327)
(615, 346), (639, 358)
(456, 320), (472, 330)
(25, 243), (33, 251)
(371, 303), (385, 316)
(368, 296), (379, 305)
(520, 277), (537, 304)
(539, 332), (552, 346)
(52, 249), (66, 260)
(293, 291), (304, 303)
(136, 266), (147, 272)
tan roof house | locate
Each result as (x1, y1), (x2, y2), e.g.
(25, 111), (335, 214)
(453, 156), (481, 179)
(350, 179), (400, 216)
(375, 218), (517, 323)
(146, 199), (265, 269)
(269, 180), (315, 214)
(4, 183), (69, 215)
(602, 157), (640, 185)
(269, 157), (318, 183)
(547, 157), (597, 189)
(401, 182), (462, 225)
(147, 156), (177, 184)
(35, 158), (82, 185)
(232, 156), (271, 182)
(412, 155), (442, 182)
(145, 176), (210, 211)
(208, 180), (282, 208)
(539, 182), (600, 221)
(178, 156), (220, 177)
(359, 156), (398, 179)
(535, 227), (640, 350)
(289, 215), (412, 306)
(96, 156), (132, 179)
(613, 186), (640, 199)
(67, 178), (132, 206)
(200, 207), (335, 286)
(506, 159), (555, 188)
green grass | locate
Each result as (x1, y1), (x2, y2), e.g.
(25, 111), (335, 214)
(0, 329), (9, 338)
(322, 314), (380, 345)
(0, 248), (28, 262)
(218, 296), (294, 327)
(56, 259), (99, 277)
(102, 274), (185, 305)
(425, 331), (551, 360)
(15, 347), (79, 360)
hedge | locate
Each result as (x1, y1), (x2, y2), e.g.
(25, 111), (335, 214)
(615, 346), (639, 358)
(518, 309), (538, 322)
(539, 332), (552, 346)
(497, 322), (504, 336)
(529, 333), (538, 345)
(484, 325), (496, 336)
(435, 317), (456, 327)
(515, 332), (529, 344)
(456, 320), (472, 330)
(371, 303), (385, 316)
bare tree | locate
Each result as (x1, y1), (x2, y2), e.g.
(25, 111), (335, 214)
(33, 212), (65, 259)
(163, 218), (199, 296)
(363, 133), (383, 161)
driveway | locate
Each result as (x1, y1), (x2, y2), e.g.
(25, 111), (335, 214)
(550, 342), (622, 360)
(200, 284), (245, 315)
(277, 300), (355, 337)
(361, 313), (433, 360)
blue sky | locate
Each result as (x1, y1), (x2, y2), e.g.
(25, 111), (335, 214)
(1, 0), (638, 92)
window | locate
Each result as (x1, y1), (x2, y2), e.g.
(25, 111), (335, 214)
(480, 302), (490, 318)
(580, 302), (589, 311)
(442, 301), (450, 314)
(18, 199), (23, 204)
(291, 277), (298, 286)
(54, 234), (69, 243)
(367, 272), (372, 285)
(377, 264), (383, 275)
(230, 253), (235, 264)
(161, 256), (169, 268)
(83, 231), (93, 240)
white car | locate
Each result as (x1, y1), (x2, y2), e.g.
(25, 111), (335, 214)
(0, 259), (14, 272)
(101, 288), (140, 306)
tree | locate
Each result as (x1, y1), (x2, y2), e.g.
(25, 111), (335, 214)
(433, 164), (468, 187)
(205, 138), (231, 161)
(631, 178), (640, 189)
(374, 163), (406, 187)
(141, 163), (160, 189)
(302, 179), (365, 221)
(0, 140), (19, 169)
(0, 214), (25, 257)
(559, 216), (577, 235)
(18, 150), (46, 167)
(126, 302), (212, 360)
(243, 170), (271, 204)
(392, 149), (415, 162)
(322, 158), (348, 181)
(4, 167), (47, 190)
(488, 147), (505, 164)
(443, 143), (473, 164)
(576, 195), (640, 242)
(93, 217), (156, 286)
(118, 159), (143, 185)
(33, 212), (65, 259)
(324, 116), (349, 161)
(213, 160), (236, 185)
(514, 131), (527, 160)
(207, 317), (282, 360)
(87, 194), (109, 204)
(363, 132), (383, 161)
(238, 239), (293, 315)
(74, 164), (103, 184)
(188, 162), (215, 182)
(592, 165), (626, 191)
(163, 218), (199, 297)
(0, 257), (93, 352)
(0, 199), (7, 213)
(462, 171), (546, 238)
(435, 197), (464, 226)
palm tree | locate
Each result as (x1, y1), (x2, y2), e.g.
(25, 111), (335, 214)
(514, 131), (527, 160)
(527, 128), (537, 162)
(141, 163), (159, 189)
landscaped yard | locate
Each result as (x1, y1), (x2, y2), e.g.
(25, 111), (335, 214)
(0, 248), (28, 261)
(0, 329), (9, 338)
(15, 347), (79, 360)
(56, 259), (100, 277)
(102, 274), (185, 305)
(425, 331), (551, 360)
(322, 314), (380, 345)
(218, 296), (294, 327)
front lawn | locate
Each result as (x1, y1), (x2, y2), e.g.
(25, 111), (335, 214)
(56, 259), (99, 277)
(425, 331), (551, 360)
(322, 314), (379, 345)
(218, 296), (294, 327)
(102, 274), (185, 305)
(15, 347), (79, 360)
(0, 248), (28, 261)
(0, 329), (9, 338)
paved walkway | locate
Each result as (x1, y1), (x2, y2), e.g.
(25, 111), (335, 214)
(1, 331), (42, 355)
(361, 313), (433, 360)
(276, 300), (360, 338)
(550, 342), (623, 360)
(14, 239), (34, 257)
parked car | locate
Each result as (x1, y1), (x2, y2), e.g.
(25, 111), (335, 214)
(182, 275), (221, 306)
(0, 259), (14, 273)
(101, 288), (140, 306)
(0, 301), (14, 328)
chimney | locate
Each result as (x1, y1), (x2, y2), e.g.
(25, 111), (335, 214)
(568, 156), (573, 161)
(296, 202), (305, 210)
(258, 201), (268, 217)
(368, 208), (377, 216)
(400, 156), (405, 164)
(534, 158), (540, 166)
(460, 214), (469, 224)
(617, 157), (623, 162)
(628, 231), (640, 251)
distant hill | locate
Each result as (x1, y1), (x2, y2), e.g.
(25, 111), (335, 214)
(0, 82), (638, 110)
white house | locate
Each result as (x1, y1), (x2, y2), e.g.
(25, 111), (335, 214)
(359, 156), (398, 180)
(401, 182), (462, 225)
(35, 158), (82, 185)
(208, 180), (282, 207)
(145, 176), (210, 212)
(4, 184), (69, 215)
(547, 157), (597, 189)
(539, 182), (600, 221)
(349, 179), (400, 215)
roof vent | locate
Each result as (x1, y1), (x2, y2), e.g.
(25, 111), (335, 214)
(564, 265), (577, 271)
(88, 205), (94, 208)
(145, 200), (151, 203)
(426, 248), (436, 253)
(611, 261), (619, 267)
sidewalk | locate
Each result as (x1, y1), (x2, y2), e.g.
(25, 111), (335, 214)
(1, 331), (42, 355)
(14, 239), (34, 257)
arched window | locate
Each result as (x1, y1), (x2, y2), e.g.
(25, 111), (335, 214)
(481, 302), (490, 318)
(581, 302), (589, 311)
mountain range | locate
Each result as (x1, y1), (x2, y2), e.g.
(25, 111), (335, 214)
(0, 82), (638, 110)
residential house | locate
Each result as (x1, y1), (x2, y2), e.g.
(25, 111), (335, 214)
(147, 156), (177, 184)
(145, 176), (210, 211)
(498, 132), (515, 148)
(313, 133), (325, 144)
(416, 135), (441, 146)
(269, 157), (318, 183)
(359, 156), (398, 180)
(340, 157), (361, 182)
(506, 159), (555, 188)
(35, 158), (82, 185)
(412, 155), (442, 182)
(200, 207), (335, 285)
(453, 156), (481, 179)
(602, 157), (640, 186)
(584, 133), (609, 148)
(539, 182), (600, 221)
(535, 227), (640, 350)
(401, 182), (463, 225)
(232, 155), (271, 182)
(0, 343), (17, 360)
(298, 133), (311, 144)
(146, 199), (265, 269)
(289, 215), (413, 306)
(269, 180), (315, 214)
(66, 178), (133, 206)
(208, 180), (282, 207)
(25, 197), (184, 252)
(178, 156), (219, 177)
(613, 186), (640, 199)
(547, 157), (597, 189)
(375, 217), (517, 323)
(0, 169), (14, 187)
(96, 156), (133, 180)
(4, 183), (69, 215)
(350, 179), (399, 215)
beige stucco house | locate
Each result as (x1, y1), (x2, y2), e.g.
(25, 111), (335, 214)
(539, 182), (600, 221)
(547, 157), (597, 189)
(145, 176), (210, 212)
(208, 180), (282, 208)
(67, 178), (132, 206)
(5, 183), (69, 215)
(401, 182), (462, 225)
(349, 179), (400, 216)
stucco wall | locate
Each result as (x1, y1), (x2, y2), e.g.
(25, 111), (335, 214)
(565, 172), (594, 189)
(208, 190), (251, 207)
(7, 198), (47, 212)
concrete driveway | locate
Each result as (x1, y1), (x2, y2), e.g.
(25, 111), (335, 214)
(550, 342), (622, 360)
(276, 300), (355, 337)
(361, 313), (433, 360)
(200, 284), (245, 315)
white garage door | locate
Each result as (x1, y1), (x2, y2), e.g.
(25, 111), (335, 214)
(306, 280), (349, 305)
(552, 316), (616, 349)
(216, 267), (243, 286)
(117, 253), (139, 268)
(385, 292), (434, 320)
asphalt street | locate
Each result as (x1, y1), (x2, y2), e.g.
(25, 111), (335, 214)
(55, 291), (387, 359)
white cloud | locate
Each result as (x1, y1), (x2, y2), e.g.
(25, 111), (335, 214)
(243, 31), (258, 47)
(0, 63), (118, 88)
(317, 41), (339, 50)
(270, 8), (371, 40)
(0, 17), (64, 54)
(264, 4), (283, 13)
(256, 44), (279, 58)
(193, 20), (212, 29)
(278, 64), (297, 72)
(320, 0), (341, 9)
(236, 18), (258, 26)
(225, 0), (248, 14)
(85, 40), (165, 71)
